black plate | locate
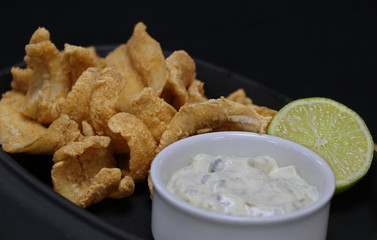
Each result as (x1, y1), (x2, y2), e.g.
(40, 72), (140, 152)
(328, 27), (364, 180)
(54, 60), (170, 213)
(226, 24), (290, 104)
(0, 46), (376, 240)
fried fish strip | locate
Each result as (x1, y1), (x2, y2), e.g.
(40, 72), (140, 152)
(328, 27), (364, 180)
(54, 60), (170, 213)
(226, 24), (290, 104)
(227, 88), (253, 106)
(106, 22), (168, 111)
(51, 136), (128, 208)
(10, 67), (33, 94)
(187, 79), (207, 103)
(227, 88), (277, 119)
(89, 68), (129, 153)
(63, 44), (106, 87)
(163, 50), (196, 109)
(21, 27), (70, 124)
(9, 115), (82, 155)
(0, 91), (82, 154)
(130, 87), (176, 142)
(108, 113), (157, 182)
(62, 67), (102, 125)
(158, 98), (270, 152)
(0, 91), (46, 152)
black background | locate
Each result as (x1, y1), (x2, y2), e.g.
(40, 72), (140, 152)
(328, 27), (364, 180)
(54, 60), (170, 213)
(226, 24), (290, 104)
(0, 1), (376, 139)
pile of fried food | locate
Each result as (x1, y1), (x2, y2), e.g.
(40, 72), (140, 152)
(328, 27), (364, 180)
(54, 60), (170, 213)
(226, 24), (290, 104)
(0, 22), (276, 208)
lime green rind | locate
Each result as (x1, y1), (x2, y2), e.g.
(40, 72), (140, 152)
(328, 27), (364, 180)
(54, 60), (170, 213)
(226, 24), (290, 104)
(268, 97), (374, 194)
(334, 148), (374, 194)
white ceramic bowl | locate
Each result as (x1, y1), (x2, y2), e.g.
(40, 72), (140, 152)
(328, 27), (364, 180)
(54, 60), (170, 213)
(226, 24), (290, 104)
(150, 131), (335, 240)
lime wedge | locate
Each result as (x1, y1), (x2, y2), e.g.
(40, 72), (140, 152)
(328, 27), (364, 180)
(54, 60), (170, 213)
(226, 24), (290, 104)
(268, 97), (374, 193)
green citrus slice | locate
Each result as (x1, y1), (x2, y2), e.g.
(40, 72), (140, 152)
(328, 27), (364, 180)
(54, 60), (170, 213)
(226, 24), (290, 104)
(268, 97), (374, 193)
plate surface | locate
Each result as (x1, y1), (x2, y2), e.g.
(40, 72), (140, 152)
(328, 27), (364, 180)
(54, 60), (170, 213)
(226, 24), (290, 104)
(0, 46), (375, 240)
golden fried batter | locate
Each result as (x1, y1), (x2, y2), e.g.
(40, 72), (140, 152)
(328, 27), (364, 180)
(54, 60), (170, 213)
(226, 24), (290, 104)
(10, 67), (33, 94)
(157, 98), (270, 152)
(21, 27), (70, 124)
(0, 91), (46, 152)
(130, 87), (176, 142)
(62, 67), (102, 125)
(227, 88), (253, 106)
(89, 68), (129, 153)
(0, 91), (82, 155)
(63, 44), (106, 87)
(51, 136), (125, 208)
(163, 50), (196, 109)
(106, 22), (168, 112)
(108, 113), (157, 182)
(187, 79), (208, 103)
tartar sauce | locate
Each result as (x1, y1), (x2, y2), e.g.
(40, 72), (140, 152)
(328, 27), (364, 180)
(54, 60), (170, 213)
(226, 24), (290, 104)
(167, 153), (319, 217)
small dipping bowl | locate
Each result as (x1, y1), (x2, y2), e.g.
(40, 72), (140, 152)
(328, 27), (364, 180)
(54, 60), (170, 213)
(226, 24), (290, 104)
(150, 131), (335, 240)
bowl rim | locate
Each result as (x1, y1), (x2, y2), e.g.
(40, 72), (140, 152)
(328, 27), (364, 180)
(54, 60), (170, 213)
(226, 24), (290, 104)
(151, 131), (335, 225)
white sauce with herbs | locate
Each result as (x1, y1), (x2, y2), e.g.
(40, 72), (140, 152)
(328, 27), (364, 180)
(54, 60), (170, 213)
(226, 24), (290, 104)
(167, 153), (319, 217)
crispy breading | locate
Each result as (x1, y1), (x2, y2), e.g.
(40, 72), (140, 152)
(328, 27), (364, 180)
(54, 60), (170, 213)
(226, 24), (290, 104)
(21, 27), (70, 124)
(0, 91), (46, 152)
(130, 87), (176, 142)
(10, 67), (33, 94)
(187, 79), (207, 103)
(51, 136), (126, 208)
(108, 113), (157, 182)
(89, 68), (129, 153)
(157, 98), (270, 152)
(227, 88), (253, 106)
(62, 67), (102, 125)
(106, 22), (168, 112)
(0, 91), (83, 155)
(163, 50), (196, 109)
(63, 44), (106, 87)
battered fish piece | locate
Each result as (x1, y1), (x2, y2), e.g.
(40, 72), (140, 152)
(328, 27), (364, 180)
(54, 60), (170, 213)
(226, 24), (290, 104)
(187, 79), (208, 103)
(7, 114), (83, 155)
(106, 22), (168, 111)
(163, 50), (196, 109)
(89, 68), (129, 153)
(227, 88), (277, 119)
(51, 136), (131, 208)
(130, 87), (177, 142)
(0, 91), (83, 154)
(62, 67), (102, 125)
(108, 113), (157, 182)
(10, 67), (33, 94)
(227, 88), (253, 106)
(0, 91), (46, 152)
(63, 44), (106, 87)
(21, 27), (70, 124)
(158, 98), (271, 152)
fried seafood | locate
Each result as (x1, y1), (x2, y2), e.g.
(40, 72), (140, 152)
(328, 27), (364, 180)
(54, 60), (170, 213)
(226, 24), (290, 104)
(8, 115), (82, 155)
(157, 98), (271, 152)
(0, 91), (46, 152)
(62, 67), (102, 125)
(163, 50), (196, 109)
(227, 88), (253, 106)
(108, 113), (157, 182)
(0, 22), (278, 208)
(187, 79), (208, 103)
(88, 68), (129, 153)
(0, 91), (82, 154)
(10, 67), (32, 94)
(227, 88), (277, 120)
(63, 44), (106, 87)
(129, 87), (177, 142)
(107, 22), (168, 112)
(21, 27), (71, 124)
(51, 136), (133, 208)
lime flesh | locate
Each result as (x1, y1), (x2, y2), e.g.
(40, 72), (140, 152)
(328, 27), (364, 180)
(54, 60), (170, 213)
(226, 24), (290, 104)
(268, 97), (374, 193)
